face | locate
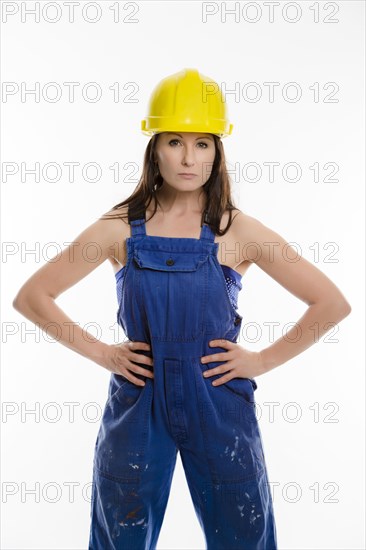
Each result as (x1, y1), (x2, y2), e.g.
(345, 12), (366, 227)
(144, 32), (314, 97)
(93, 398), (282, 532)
(154, 132), (216, 190)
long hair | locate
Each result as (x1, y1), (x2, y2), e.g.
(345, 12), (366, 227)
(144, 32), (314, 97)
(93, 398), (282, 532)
(101, 133), (239, 236)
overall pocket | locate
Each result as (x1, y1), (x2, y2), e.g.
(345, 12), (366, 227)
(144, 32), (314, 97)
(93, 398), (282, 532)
(218, 376), (257, 408)
(201, 361), (257, 410)
(94, 373), (152, 482)
(104, 374), (130, 409)
(133, 247), (211, 341)
(195, 361), (265, 483)
(133, 247), (210, 271)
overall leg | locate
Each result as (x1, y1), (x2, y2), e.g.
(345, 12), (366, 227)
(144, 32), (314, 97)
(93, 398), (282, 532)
(181, 452), (277, 550)
(179, 357), (278, 550)
(89, 451), (177, 550)
(88, 375), (178, 550)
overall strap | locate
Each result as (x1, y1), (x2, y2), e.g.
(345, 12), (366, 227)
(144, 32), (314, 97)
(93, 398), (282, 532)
(199, 209), (216, 243)
(127, 203), (146, 237)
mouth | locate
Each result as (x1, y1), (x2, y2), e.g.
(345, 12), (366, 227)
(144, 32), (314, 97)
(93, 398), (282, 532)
(178, 173), (197, 176)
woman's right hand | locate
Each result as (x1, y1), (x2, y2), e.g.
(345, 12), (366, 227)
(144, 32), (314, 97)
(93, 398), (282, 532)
(100, 341), (154, 386)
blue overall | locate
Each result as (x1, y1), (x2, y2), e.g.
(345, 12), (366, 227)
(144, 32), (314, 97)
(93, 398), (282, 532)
(88, 209), (277, 550)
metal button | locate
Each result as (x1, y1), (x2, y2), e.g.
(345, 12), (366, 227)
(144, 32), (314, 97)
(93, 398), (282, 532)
(234, 316), (242, 326)
(166, 258), (175, 266)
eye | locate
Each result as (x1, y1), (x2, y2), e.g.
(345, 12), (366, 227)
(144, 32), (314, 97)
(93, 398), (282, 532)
(168, 139), (209, 148)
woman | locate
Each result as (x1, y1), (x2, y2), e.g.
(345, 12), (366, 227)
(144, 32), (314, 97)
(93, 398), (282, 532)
(13, 68), (351, 550)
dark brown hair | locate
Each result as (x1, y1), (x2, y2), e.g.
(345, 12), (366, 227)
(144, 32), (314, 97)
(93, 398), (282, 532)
(101, 133), (239, 236)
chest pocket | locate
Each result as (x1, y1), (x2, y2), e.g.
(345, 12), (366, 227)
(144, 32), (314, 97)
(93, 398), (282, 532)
(133, 248), (210, 272)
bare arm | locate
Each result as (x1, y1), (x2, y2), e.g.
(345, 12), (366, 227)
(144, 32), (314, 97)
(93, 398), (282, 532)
(12, 213), (126, 368)
(233, 211), (352, 373)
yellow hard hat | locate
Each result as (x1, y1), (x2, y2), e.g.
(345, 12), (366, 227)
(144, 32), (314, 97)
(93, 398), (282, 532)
(141, 68), (233, 138)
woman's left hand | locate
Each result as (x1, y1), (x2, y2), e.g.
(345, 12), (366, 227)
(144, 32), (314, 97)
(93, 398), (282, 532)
(200, 339), (266, 385)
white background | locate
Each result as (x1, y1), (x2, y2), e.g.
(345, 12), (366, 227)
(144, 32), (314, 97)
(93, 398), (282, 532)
(1, 1), (365, 549)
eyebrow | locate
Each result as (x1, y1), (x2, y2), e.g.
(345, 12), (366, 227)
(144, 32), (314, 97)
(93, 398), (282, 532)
(165, 132), (214, 142)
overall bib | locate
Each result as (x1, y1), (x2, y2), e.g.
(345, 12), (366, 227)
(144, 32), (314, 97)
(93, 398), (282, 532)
(88, 208), (278, 550)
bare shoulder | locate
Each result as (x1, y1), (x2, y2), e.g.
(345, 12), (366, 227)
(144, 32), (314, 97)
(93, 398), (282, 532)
(221, 208), (263, 256)
(230, 207), (269, 232)
(227, 208), (285, 263)
(98, 204), (131, 268)
(227, 208), (352, 311)
(99, 204), (129, 232)
(229, 208), (263, 233)
(214, 208), (263, 275)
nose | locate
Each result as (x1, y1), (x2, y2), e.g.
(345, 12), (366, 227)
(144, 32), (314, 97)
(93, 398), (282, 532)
(181, 144), (196, 167)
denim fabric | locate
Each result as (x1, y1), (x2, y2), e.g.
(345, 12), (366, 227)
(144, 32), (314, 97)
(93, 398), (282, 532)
(116, 261), (242, 312)
(88, 214), (277, 550)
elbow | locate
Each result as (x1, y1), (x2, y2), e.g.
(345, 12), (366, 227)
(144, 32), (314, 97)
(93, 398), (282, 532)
(13, 280), (38, 313)
(340, 300), (352, 318)
(322, 286), (352, 319)
(13, 287), (33, 314)
(13, 287), (53, 317)
(329, 298), (352, 321)
(13, 292), (27, 314)
(334, 290), (352, 317)
(310, 295), (352, 322)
